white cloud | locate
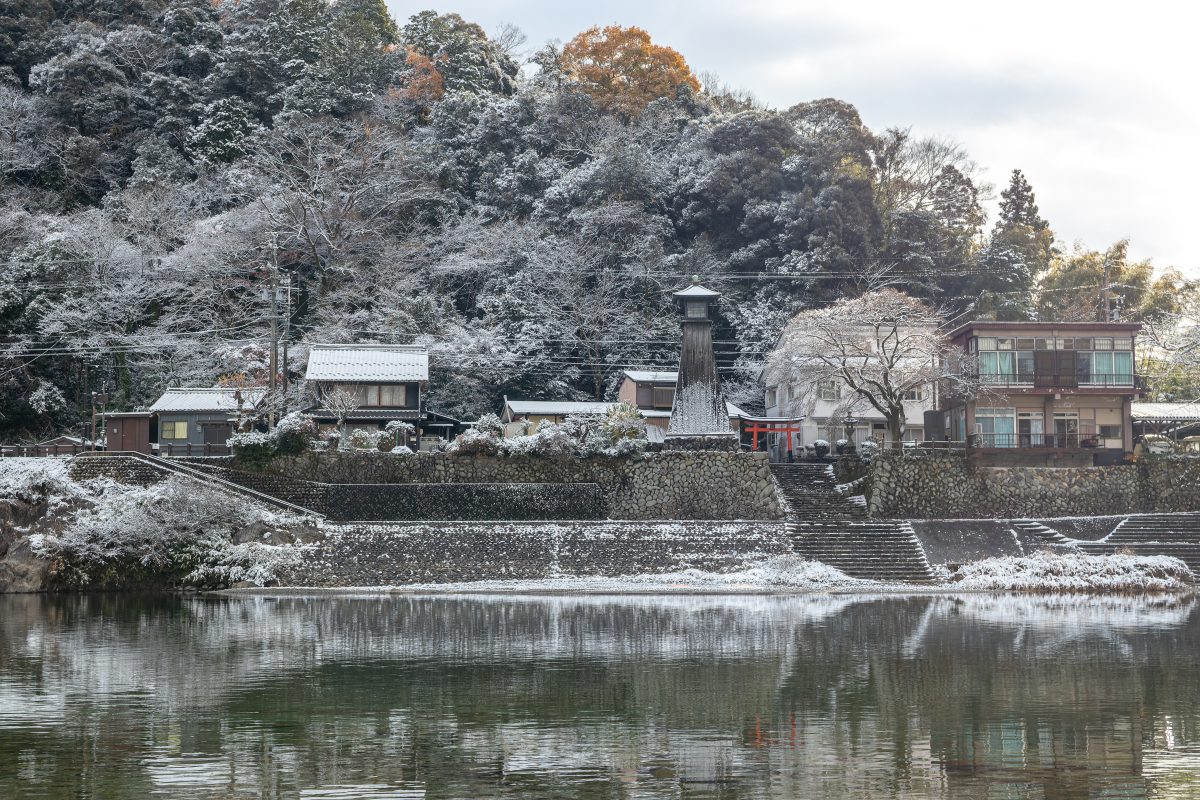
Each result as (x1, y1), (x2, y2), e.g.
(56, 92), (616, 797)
(389, 0), (1199, 270)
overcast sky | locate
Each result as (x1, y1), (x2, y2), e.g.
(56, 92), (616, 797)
(387, 1), (1197, 273)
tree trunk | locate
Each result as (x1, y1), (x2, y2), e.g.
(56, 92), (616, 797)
(886, 409), (905, 451)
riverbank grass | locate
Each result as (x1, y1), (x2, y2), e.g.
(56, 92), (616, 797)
(946, 551), (1194, 593)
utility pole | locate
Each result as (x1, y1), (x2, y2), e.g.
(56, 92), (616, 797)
(281, 273), (291, 408)
(268, 249), (279, 430)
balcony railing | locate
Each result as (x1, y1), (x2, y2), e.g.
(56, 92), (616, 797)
(970, 432), (1110, 449)
(979, 373), (1136, 389)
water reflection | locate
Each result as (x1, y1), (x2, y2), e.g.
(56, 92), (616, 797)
(0, 593), (1198, 798)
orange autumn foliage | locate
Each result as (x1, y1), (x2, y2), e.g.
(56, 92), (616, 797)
(561, 25), (700, 116)
(401, 49), (445, 104)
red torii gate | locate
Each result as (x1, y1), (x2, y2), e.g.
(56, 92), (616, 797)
(739, 415), (806, 456)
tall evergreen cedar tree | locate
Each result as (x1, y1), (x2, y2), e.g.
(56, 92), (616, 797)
(0, 4), (1193, 439)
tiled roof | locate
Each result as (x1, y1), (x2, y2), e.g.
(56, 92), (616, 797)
(505, 400), (614, 416)
(622, 369), (677, 383)
(148, 387), (263, 413)
(305, 344), (429, 382)
(1132, 401), (1200, 422)
(672, 283), (720, 299)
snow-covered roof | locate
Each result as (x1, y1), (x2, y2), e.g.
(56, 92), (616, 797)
(148, 387), (263, 413)
(1132, 401), (1200, 422)
(672, 283), (720, 299)
(623, 369), (677, 383)
(505, 400), (615, 416)
(305, 344), (429, 382)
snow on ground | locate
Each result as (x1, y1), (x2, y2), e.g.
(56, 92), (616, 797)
(272, 556), (877, 594)
(948, 551), (1195, 593)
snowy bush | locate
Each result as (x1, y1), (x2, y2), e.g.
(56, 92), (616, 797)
(598, 401), (646, 444)
(229, 414), (314, 466)
(31, 477), (307, 590)
(273, 412), (315, 455)
(501, 420), (583, 459)
(0, 459), (89, 512)
(475, 413), (504, 436)
(949, 551), (1195, 593)
(813, 439), (830, 457)
(451, 425), (502, 456)
(28, 380), (67, 416)
(228, 430), (274, 466)
(858, 439), (880, 460)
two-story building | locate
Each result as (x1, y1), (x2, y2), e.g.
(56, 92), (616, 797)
(937, 321), (1145, 464)
(304, 344), (462, 446)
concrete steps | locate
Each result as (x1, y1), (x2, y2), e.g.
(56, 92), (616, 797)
(1075, 514), (1200, 571)
(771, 463), (934, 583)
(1011, 519), (1074, 545)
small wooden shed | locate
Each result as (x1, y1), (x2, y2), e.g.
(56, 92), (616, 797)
(102, 412), (152, 454)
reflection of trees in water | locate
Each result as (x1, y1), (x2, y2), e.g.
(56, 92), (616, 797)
(0, 594), (1198, 799)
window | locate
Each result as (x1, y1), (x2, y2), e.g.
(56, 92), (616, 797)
(1094, 337), (1113, 350)
(685, 300), (707, 319)
(817, 380), (840, 401)
(652, 385), (674, 409)
(787, 385), (796, 401)
(976, 337), (997, 351)
(766, 387), (777, 407)
(161, 420), (188, 439)
(975, 407), (1016, 448)
(1099, 424), (1122, 439)
(354, 385), (409, 407)
(902, 388), (923, 401)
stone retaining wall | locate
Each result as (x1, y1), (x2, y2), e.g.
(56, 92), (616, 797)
(260, 451), (784, 521)
(869, 452), (1200, 519)
(282, 520), (791, 586)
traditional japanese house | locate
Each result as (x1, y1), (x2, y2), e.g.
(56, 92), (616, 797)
(304, 344), (462, 446)
(149, 387), (264, 455)
(938, 321), (1146, 464)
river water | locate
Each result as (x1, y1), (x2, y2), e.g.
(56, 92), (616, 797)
(1, 593), (1198, 799)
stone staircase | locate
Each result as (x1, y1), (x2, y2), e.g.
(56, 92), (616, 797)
(1011, 519), (1075, 545)
(1077, 514), (1200, 572)
(771, 463), (934, 583)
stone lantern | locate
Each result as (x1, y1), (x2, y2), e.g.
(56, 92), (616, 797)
(663, 277), (738, 451)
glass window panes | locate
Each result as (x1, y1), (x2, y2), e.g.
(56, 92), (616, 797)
(977, 337), (997, 351)
(1058, 338), (1074, 350)
(1035, 338), (1051, 350)
(652, 386), (675, 408)
(379, 385), (406, 406)
(1114, 338), (1132, 350)
(1075, 337), (1092, 350)
(1095, 337), (1113, 350)
(766, 388), (777, 407)
(997, 338), (1013, 350)
(1114, 350), (1132, 379)
(1017, 351), (1035, 378)
(1016, 338), (1035, 350)
(162, 421), (187, 439)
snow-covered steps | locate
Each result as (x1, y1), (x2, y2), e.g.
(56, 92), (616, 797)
(1011, 519), (1075, 545)
(1074, 514), (1200, 572)
(770, 463), (867, 520)
(785, 521), (936, 583)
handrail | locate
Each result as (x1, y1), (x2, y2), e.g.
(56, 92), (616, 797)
(75, 452), (325, 520)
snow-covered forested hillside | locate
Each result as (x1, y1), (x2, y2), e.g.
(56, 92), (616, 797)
(0, 2), (1189, 439)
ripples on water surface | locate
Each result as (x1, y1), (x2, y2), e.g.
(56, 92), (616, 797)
(1, 593), (1199, 798)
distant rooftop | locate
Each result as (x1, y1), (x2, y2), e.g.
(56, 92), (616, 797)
(504, 400), (614, 416)
(305, 344), (429, 382)
(148, 387), (264, 413)
(1132, 401), (1200, 423)
(622, 369), (677, 384)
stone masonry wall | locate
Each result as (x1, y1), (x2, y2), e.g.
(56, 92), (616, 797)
(260, 451), (783, 521)
(282, 520), (791, 586)
(869, 451), (1200, 519)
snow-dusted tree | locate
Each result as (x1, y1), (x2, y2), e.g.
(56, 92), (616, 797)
(765, 289), (977, 449)
(320, 386), (360, 449)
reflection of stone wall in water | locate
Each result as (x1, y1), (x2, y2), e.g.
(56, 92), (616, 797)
(869, 452), (1200, 519)
(1, 594), (1194, 798)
